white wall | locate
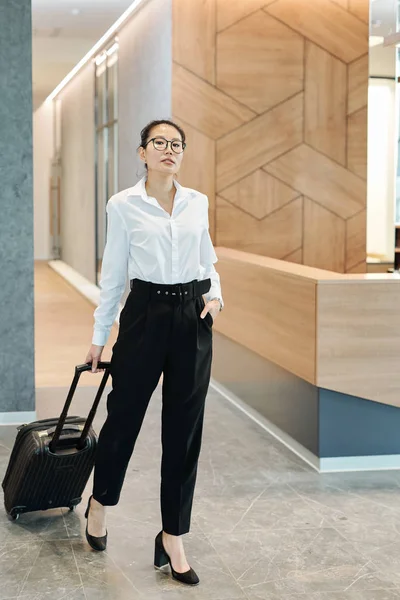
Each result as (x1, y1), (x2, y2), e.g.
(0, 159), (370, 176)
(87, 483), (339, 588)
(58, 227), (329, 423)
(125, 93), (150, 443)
(367, 78), (397, 261)
(39, 0), (172, 281)
(59, 62), (96, 282)
(118, 0), (172, 190)
(33, 101), (53, 260)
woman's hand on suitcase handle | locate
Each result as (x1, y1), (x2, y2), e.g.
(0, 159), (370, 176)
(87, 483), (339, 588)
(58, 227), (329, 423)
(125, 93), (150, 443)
(85, 345), (105, 373)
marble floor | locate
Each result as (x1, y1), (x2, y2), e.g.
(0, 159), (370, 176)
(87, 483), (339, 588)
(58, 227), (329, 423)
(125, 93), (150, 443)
(2, 383), (400, 600)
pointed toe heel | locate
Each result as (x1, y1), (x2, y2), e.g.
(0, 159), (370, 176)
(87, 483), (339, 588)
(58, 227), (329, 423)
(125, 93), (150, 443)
(154, 531), (200, 586)
(85, 495), (108, 552)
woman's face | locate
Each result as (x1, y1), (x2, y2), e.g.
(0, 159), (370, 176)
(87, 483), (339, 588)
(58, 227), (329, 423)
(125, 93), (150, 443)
(140, 124), (184, 176)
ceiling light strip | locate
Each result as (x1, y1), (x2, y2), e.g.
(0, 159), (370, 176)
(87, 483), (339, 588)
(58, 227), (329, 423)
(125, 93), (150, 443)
(45, 0), (144, 103)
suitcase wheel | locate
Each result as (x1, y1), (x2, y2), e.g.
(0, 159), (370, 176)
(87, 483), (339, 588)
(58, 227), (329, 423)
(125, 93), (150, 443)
(69, 506), (75, 512)
(7, 512), (20, 521)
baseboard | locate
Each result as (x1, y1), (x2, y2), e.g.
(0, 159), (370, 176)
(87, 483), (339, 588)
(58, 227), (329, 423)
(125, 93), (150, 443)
(319, 454), (400, 473)
(0, 411), (37, 426)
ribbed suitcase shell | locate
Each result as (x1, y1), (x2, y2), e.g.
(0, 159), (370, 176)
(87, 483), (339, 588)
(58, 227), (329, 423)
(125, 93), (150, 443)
(2, 362), (111, 520)
(2, 418), (97, 517)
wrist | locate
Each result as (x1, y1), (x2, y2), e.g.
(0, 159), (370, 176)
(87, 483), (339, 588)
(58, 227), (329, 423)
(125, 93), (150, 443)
(210, 297), (223, 311)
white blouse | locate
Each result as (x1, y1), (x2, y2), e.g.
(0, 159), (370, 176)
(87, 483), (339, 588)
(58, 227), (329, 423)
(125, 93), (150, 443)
(92, 176), (223, 346)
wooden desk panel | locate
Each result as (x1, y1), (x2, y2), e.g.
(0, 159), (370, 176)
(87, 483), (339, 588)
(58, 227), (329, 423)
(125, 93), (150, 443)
(215, 255), (317, 384)
(214, 247), (400, 407)
(317, 282), (400, 407)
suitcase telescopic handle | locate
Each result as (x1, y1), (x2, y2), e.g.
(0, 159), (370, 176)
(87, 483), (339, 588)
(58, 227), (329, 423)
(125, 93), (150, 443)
(49, 362), (112, 453)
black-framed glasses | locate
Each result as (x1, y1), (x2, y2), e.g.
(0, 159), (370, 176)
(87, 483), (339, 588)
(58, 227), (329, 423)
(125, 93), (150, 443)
(145, 137), (186, 154)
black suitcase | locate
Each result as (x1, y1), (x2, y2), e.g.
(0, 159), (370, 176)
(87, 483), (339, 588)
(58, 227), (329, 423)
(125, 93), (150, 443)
(2, 361), (111, 520)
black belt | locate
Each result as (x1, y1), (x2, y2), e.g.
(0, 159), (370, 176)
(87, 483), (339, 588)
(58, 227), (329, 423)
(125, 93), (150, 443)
(130, 278), (211, 301)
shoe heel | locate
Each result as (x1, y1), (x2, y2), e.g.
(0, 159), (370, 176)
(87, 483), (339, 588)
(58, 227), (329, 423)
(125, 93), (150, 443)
(84, 495), (92, 519)
(154, 542), (169, 569)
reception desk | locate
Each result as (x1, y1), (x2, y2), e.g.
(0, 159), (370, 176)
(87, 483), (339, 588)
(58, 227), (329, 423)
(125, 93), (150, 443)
(211, 248), (400, 472)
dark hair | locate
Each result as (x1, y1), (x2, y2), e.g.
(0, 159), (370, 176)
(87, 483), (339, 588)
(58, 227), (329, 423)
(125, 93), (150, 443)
(139, 119), (186, 170)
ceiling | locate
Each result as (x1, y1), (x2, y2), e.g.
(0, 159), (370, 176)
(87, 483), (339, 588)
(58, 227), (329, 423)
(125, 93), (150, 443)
(32, 0), (133, 109)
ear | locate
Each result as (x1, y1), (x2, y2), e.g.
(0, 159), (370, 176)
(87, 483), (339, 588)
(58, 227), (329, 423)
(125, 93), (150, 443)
(138, 147), (146, 163)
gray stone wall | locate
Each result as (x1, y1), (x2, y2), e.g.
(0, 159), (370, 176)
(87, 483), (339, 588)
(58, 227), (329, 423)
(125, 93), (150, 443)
(0, 0), (35, 415)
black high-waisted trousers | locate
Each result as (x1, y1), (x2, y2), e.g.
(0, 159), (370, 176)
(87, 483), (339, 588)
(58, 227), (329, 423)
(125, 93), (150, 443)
(92, 277), (213, 535)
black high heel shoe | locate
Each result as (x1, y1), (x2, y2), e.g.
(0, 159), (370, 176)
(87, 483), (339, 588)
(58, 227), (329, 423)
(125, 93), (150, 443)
(84, 495), (107, 551)
(154, 531), (199, 586)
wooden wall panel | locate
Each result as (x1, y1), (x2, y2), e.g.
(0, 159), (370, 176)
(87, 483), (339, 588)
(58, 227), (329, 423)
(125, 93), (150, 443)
(348, 0), (370, 23)
(346, 210), (367, 272)
(217, 195), (303, 258)
(220, 170), (299, 220)
(265, 144), (365, 219)
(347, 106), (368, 179)
(303, 198), (346, 272)
(216, 11), (304, 114)
(305, 42), (347, 165)
(173, 64), (255, 140)
(174, 117), (216, 239)
(217, 0), (276, 32)
(348, 54), (368, 115)
(173, 0), (216, 84)
(217, 93), (303, 191)
(284, 248), (303, 264)
(172, 0), (369, 273)
(265, 0), (368, 63)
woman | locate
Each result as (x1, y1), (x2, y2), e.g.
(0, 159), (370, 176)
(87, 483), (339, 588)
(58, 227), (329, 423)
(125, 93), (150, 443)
(84, 119), (223, 586)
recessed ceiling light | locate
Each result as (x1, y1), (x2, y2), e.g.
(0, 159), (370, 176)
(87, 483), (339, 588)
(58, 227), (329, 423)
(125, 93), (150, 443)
(71, 8), (80, 16)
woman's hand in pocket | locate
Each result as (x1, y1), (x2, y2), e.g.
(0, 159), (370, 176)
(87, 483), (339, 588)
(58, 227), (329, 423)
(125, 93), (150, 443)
(85, 345), (105, 373)
(200, 299), (220, 323)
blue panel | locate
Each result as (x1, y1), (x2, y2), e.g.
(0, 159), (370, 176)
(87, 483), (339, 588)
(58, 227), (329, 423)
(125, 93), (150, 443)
(319, 388), (400, 458)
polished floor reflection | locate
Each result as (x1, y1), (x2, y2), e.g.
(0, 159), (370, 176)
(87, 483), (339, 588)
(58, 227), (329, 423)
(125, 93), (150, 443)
(2, 382), (400, 600)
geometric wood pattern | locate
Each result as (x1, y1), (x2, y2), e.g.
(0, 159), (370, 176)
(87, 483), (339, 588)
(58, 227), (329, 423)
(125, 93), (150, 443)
(264, 144), (366, 219)
(173, 0), (216, 84)
(305, 42), (347, 165)
(284, 248), (303, 264)
(216, 93), (303, 191)
(216, 195), (303, 258)
(266, 0), (368, 63)
(303, 198), (346, 272)
(172, 116), (216, 238)
(173, 64), (256, 141)
(347, 106), (368, 180)
(217, 0), (277, 32)
(172, 0), (368, 273)
(348, 0), (370, 23)
(348, 54), (369, 115)
(346, 209), (367, 271)
(217, 11), (304, 113)
(220, 170), (300, 220)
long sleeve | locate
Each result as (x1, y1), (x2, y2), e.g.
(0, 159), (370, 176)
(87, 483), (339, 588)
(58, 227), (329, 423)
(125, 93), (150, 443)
(200, 199), (224, 308)
(92, 200), (129, 346)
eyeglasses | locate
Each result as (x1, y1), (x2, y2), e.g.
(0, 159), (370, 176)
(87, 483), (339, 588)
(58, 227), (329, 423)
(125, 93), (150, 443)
(145, 137), (186, 154)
